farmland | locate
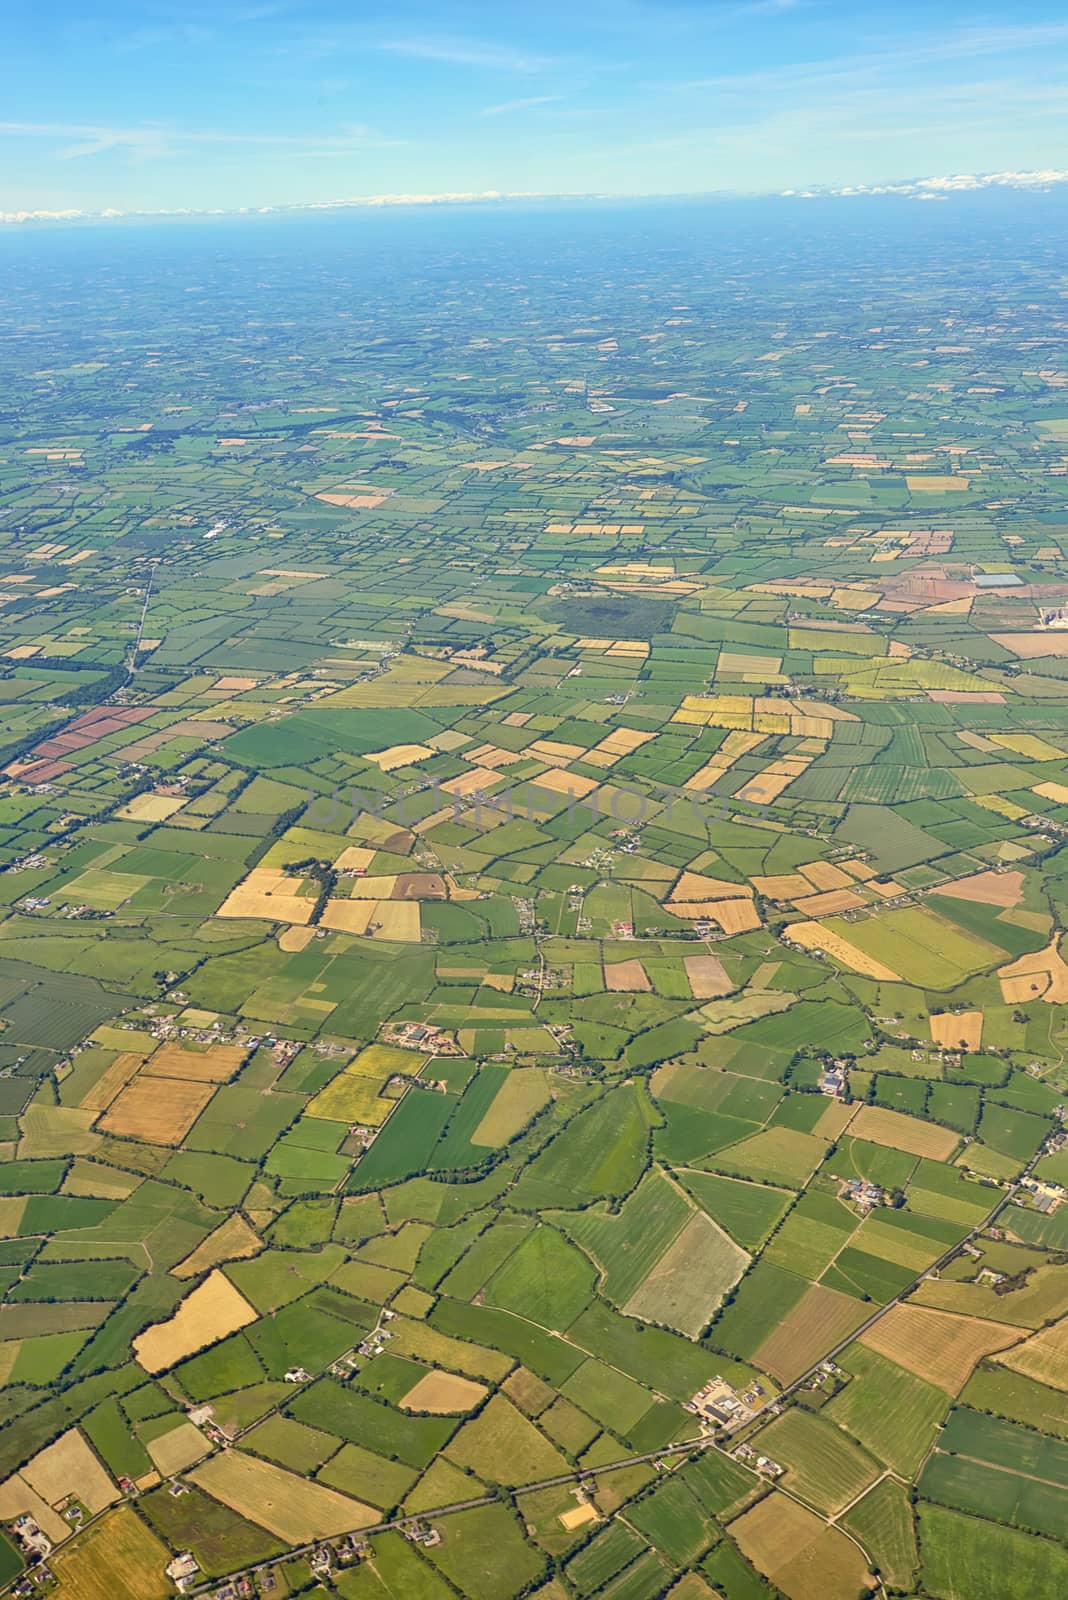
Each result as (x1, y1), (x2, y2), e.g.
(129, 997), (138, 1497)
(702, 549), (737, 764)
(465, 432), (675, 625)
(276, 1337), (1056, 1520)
(0, 197), (1064, 1600)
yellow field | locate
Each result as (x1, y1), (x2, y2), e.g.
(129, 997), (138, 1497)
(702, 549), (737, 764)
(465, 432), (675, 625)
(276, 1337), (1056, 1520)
(191, 1450), (377, 1541)
(319, 898), (421, 940)
(401, 1371), (488, 1412)
(559, 1501), (599, 1531)
(145, 1420), (211, 1476)
(906, 474), (969, 492)
(22, 1429), (118, 1515)
(77, 1050), (144, 1113)
(930, 1011), (983, 1050)
(50, 1506), (172, 1600)
(998, 937), (1068, 1004)
(98, 1075), (215, 1145)
(675, 898), (761, 933)
(172, 1213), (262, 1280)
(142, 1040), (246, 1081)
(784, 921), (901, 981)
(791, 888), (864, 917)
(1033, 780), (1068, 805)
(216, 866), (316, 924)
(362, 742), (434, 770)
(860, 1303), (1022, 1394)
(0, 1474), (68, 1543)
(850, 1105), (960, 1160)
(116, 792), (186, 822)
(994, 1317), (1068, 1392)
(133, 1270), (257, 1373)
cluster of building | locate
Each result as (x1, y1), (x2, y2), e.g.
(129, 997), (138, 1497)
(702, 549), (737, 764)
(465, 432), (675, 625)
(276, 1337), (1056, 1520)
(379, 1020), (459, 1054)
(731, 1443), (784, 1478)
(686, 1376), (765, 1431)
(837, 1176), (889, 1213)
(1018, 1174), (1067, 1215)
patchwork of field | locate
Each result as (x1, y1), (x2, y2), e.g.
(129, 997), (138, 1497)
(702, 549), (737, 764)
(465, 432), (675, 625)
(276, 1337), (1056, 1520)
(0, 204), (1065, 1600)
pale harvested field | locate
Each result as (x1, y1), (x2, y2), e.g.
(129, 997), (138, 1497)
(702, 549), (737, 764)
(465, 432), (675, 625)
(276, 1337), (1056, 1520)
(48, 1506), (172, 1600)
(736, 765), (808, 806)
(730, 1491), (872, 1600)
(22, 1429), (118, 1515)
(0, 1475), (68, 1543)
(929, 1010), (983, 1051)
(684, 953), (733, 999)
(362, 743), (434, 771)
(117, 792), (186, 822)
(440, 766), (507, 797)
(316, 490), (389, 509)
(134, 1270), (257, 1374)
(937, 869), (1023, 908)
(191, 1450), (377, 1542)
(684, 731), (764, 792)
(730, 1491), (825, 1574)
(753, 874), (810, 899)
(146, 1420), (211, 1476)
(755, 1285), (869, 1385)
(143, 1040), (246, 1081)
(998, 937), (1068, 1004)
(172, 1214), (262, 1280)
(604, 959), (651, 992)
(98, 1075), (215, 1145)
(400, 1371), (488, 1413)
(994, 1317), (1068, 1391)
(532, 766), (599, 798)
(991, 631), (1068, 657)
(672, 898), (761, 933)
(860, 1303), (1022, 1394)
(791, 889), (865, 917)
(671, 870), (752, 902)
(334, 845), (377, 872)
(784, 921), (900, 981)
(372, 902), (421, 941)
(278, 925), (317, 951)
(216, 866), (316, 924)
(320, 899), (375, 934)
(850, 1104), (960, 1160)
(800, 861), (855, 892)
(1033, 780), (1068, 805)
(77, 1050), (145, 1113)
(906, 474), (969, 491)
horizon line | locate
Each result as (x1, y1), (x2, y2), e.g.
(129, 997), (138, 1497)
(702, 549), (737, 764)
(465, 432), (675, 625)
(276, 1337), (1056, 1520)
(3, 167), (1068, 228)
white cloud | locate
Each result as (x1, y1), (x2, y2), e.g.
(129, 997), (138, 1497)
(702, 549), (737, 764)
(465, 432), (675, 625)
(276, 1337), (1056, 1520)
(479, 95), (562, 117)
(790, 168), (1068, 198)
(377, 36), (554, 73)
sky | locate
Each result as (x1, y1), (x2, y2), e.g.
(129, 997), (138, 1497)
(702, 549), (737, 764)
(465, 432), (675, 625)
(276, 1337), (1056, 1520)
(4, 1), (1068, 219)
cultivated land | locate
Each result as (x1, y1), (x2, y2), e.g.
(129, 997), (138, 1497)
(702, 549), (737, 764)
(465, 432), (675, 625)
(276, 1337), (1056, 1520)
(0, 201), (1065, 1598)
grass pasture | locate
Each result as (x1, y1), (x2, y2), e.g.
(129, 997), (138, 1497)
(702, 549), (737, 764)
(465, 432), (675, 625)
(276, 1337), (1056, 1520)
(752, 1408), (880, 1515)
(917, 1503), (1068, 1600)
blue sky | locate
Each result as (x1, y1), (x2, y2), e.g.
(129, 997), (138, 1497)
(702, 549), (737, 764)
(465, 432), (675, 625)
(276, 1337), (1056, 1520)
(4, 2), (1068, 217)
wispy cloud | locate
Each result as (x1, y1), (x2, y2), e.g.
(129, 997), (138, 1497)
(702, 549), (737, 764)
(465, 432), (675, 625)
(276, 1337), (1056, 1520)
(377, 36), (555, 73)
(479, 95), (562, 117)
(0, 119), (400, 162)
